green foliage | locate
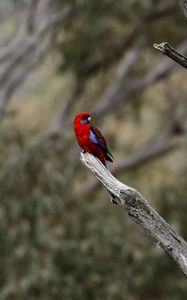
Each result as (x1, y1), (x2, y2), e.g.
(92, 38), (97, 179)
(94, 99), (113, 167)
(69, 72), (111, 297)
(56, 0), (186, 78)
(0, 126), (186, 300)
(57, 0), (142, 76)
(0, 0), (187, 299)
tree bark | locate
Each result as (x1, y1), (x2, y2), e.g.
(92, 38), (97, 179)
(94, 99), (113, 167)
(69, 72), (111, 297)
(179, 0), (187, 17)
(153, 1), (187, 65)
(153, 42), (187, 68)
(80, 152), (187, 278)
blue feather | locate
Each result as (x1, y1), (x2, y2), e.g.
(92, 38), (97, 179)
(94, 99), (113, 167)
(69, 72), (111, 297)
(80, 119), (88, 124)
(89, 129), (107, 152)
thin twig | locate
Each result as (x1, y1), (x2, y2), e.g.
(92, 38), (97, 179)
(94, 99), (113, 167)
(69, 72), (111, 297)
(153, 42), (187, 68)
(94, 40), (187, 118)
(179, 0), (187, 17)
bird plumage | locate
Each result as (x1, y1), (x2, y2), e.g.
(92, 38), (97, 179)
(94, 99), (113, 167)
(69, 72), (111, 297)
(74, 112), (117, 204)
(89, 125), (114, 163)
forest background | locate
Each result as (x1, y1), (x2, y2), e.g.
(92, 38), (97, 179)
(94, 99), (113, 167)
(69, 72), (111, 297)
(0, 0), (187, 299)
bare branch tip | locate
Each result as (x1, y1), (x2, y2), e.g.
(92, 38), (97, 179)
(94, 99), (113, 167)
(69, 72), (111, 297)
(153, 42), (168, 52)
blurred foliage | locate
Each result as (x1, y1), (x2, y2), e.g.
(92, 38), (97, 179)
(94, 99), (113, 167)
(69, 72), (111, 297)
(0, 0), (186, 299)
(56, 0), (186, 77)
(0, 129), (186, 299)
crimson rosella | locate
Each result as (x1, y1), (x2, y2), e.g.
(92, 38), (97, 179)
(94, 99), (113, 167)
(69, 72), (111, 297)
(74, 112), (117, 204)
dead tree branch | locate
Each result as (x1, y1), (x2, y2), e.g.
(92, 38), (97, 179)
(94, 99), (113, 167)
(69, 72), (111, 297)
(153, 1), (187, 66)
(80, 152), (187, 278)
(179, 0), (187, 17)
(153, 42), (187, 68)
(77, 130), (187, 196)
(94, 40), (187, 118)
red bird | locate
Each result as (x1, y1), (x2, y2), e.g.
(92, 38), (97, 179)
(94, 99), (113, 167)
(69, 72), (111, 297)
(74, 112), (117, 204)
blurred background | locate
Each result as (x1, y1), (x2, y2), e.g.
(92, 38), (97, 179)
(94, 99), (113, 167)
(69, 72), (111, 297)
(0, 0), (187, 299)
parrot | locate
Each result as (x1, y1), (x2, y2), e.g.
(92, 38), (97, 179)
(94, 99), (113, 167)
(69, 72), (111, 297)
(74, 111), (117, 204)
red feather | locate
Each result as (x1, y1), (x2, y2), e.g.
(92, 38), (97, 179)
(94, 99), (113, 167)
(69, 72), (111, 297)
(74, 112), (113, 164)
(74, 112), (117, 204)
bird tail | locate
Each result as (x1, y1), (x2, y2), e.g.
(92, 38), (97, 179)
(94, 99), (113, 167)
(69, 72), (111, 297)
(106, 188), (118, 205)
(105, 149), (114, 163)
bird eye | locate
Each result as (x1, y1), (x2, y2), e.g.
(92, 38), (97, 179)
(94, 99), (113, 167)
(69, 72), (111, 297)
(80, 117), (88, 124)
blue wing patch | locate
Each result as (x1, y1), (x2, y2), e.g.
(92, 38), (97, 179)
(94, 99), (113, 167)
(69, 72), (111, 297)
(89, 126), (114, 163)
(89, 129), (99, 144)
(89, 128), (107, 152)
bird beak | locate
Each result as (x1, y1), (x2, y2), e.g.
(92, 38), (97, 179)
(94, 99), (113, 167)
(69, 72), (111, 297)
(88, 116), (91, 122)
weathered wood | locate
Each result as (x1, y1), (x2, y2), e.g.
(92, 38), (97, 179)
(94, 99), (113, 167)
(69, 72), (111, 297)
(80, 152), (187, 278)
(179, 0), (187, 17)
(153, 42), (187, 68)
(153, 1), (187, 67)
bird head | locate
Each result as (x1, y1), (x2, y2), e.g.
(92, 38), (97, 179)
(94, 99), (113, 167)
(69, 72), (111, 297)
(74, 112), (91, 125)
